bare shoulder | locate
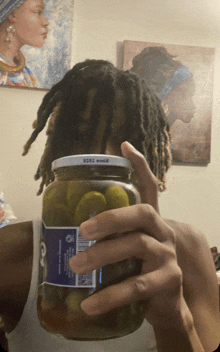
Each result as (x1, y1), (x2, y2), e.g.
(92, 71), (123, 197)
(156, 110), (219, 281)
(0, 221), (33, 261)
(0, 222), (33, 334)
(0, 222), (33, 338)
(0, 221), (33, 293)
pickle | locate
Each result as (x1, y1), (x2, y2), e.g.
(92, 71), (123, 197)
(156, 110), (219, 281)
(66, 182), (88, 215)
(43, 182), (67, 209)
(104, 186), (130, 210)
(43, 183), (69, 226)
(73, 191), (106, 226)
(43, 203), (72, 226)
(65, 290), (88, 313)
(43, 284), (66, 301)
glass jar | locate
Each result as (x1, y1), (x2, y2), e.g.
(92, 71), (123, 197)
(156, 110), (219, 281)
(37, 154), (145, 340)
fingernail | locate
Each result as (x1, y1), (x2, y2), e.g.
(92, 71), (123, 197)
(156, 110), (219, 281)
(124, 141), (136, 151)
(80, 218), (97, 238)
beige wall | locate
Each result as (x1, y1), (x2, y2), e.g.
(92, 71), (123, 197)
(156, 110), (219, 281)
(1, 0), (220, 247)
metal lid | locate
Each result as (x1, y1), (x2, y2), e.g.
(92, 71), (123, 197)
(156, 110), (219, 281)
(52, 154), (132, 171)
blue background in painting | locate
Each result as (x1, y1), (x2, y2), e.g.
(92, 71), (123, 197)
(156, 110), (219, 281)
(22, 0), (74, 89)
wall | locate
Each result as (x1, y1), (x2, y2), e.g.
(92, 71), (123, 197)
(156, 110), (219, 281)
(1, 0), (220, 247)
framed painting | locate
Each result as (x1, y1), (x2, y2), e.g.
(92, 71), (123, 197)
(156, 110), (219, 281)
(123, 40), (215, 164)
(0, 0), (74, 90)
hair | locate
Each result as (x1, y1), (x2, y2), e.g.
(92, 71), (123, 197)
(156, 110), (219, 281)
(130, 46), (182, 95)
(22, 59), (172, 195)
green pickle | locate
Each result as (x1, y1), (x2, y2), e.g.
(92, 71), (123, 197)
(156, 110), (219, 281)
(38, 155), (144, 340)
(43, 203), (72, 226)
(105, 185), (130, 209)
(65, 290), (88, 313)
(73, 191), (106, 226)
(66, 182), (89, 217)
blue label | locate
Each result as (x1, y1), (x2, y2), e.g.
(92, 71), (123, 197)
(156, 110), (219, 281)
(39, 223), (96, 287)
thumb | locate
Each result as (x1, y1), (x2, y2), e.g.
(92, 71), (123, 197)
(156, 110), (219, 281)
(121, 141), (160, 213)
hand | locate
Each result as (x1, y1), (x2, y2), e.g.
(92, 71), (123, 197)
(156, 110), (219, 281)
(69, 142), (184, 328)
(120, 141), (160, 213)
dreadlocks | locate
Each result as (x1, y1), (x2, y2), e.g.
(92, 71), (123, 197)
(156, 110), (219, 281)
(22, 59), (172, 195)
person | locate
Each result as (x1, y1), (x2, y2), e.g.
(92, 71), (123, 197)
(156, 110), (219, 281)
(130, 46), (196, 128)
(0, 59), (219, 352)
(0, 0), (49, 88)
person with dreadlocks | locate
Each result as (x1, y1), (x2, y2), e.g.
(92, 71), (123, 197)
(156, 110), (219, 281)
(0, 60), (219, 352)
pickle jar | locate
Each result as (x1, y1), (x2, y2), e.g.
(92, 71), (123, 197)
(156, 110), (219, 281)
(37, 154), (145, 340)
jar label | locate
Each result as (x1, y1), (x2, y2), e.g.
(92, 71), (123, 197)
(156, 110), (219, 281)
(39, 223), (96, 287)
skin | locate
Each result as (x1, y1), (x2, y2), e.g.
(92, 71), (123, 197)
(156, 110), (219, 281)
(0, 0), (49, 65)
(0, 142), (220, 351)
(162, 77), (196, 126)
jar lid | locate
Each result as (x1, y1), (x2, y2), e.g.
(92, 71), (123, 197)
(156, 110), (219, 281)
(52, 154), (132, 171)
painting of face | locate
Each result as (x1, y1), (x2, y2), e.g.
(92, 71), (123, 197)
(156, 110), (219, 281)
(22, 0), (74, 89)
(13, 0), (49, 48)
(165, 78), (196, 123)
(0, 0), (74, 89)
(123, 40), (215, 164)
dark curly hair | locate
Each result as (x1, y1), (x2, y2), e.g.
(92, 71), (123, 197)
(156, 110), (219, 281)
(22, 59), (172, 195)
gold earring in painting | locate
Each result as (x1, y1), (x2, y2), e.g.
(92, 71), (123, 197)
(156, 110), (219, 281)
(162, 103), (170, 116)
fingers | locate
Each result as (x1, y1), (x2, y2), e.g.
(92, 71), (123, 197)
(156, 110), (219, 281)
(79, 204), (175, 244)
(80, 276), (141, 315)
(69, 223), (180, 316)
(80, 262), (182, 315)
(69, 231), (166, 274)
(121, 141), (160, 213)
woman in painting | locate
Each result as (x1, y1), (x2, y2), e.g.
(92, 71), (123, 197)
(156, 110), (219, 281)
(0, 0), (49, 88)
(130, 46), (196, 128)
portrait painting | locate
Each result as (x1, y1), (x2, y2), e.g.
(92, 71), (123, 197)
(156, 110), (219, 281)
(123, 40), (215, 164)
(0, 0), (74, 90)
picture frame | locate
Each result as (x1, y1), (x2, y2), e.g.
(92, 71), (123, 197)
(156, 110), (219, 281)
(0, 0), (74, 90)
(123, 40), (215, 164)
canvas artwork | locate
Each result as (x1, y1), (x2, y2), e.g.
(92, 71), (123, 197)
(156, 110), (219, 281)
(123, 40), (215, 164)
(0, 0), (74, 90)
